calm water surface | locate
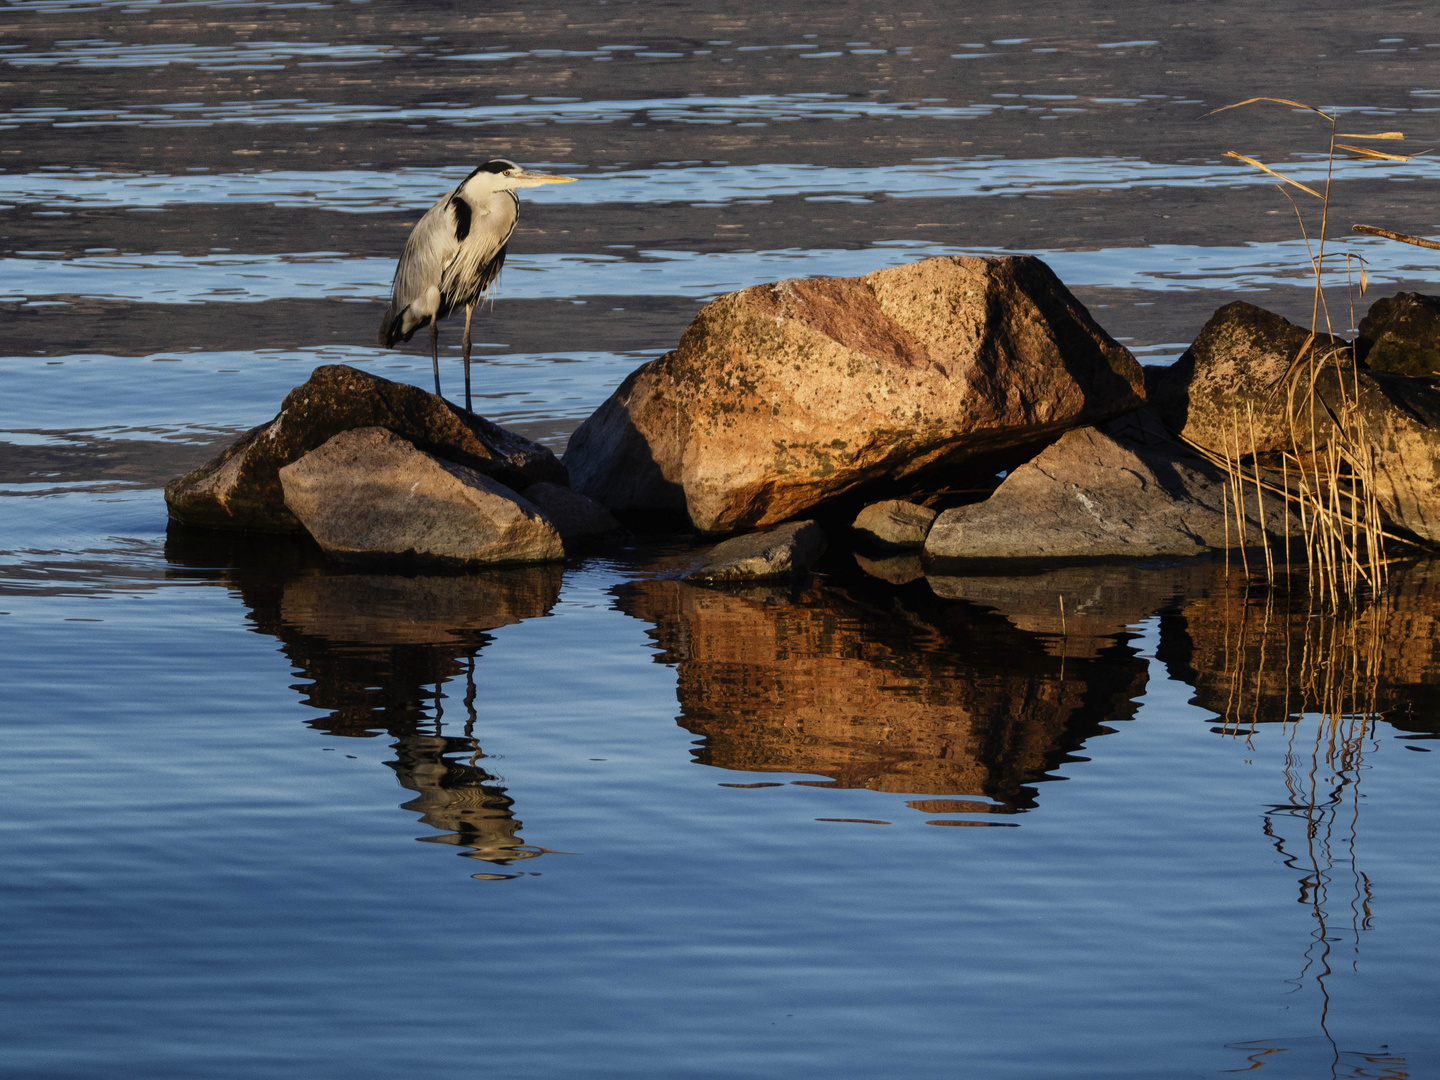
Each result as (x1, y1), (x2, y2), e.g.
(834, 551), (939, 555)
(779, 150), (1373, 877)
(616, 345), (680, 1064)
(3, 2), (1440, 1077)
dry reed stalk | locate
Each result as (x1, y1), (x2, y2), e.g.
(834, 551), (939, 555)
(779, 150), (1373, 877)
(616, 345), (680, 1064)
(1246, 403), (1276, 585)
(1282, 453), (1292, 579)
(1213, 95), (1424, 605)
(1228, 412), (1252, 579)
(1182, 435), (1409, 549)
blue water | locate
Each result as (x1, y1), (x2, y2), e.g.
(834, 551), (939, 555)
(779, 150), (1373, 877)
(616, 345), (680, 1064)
(4, 2), (1440, 1076)
(3, 508), (1438, 1077)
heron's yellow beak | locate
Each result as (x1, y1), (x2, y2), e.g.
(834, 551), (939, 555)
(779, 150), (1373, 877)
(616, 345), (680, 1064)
(512, 170), (579, 187)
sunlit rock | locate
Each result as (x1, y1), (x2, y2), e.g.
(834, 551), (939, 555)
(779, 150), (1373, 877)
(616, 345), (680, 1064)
(564, 255), (1144, 534)
(1150, 300), (1440, 542)
(279, 427), (564, 565)
(852, 499), (937, 549)
(684, 520), (827, 583)
(1147, 301), (1348, 453)
(165, 364), (565, 533)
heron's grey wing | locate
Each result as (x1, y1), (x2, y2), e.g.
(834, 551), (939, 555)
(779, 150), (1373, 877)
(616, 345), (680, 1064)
(377, 192), (461, 346)
(390, 192), (460, 314)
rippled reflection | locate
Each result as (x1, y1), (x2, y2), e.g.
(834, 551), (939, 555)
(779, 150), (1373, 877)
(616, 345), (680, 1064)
(1159, 564), (1440, 1069)
(616, 573), (1152, 817)
(165, 526), (562, 870)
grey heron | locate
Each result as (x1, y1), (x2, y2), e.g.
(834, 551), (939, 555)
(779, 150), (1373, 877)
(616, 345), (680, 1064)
(377, 159), (576, 412)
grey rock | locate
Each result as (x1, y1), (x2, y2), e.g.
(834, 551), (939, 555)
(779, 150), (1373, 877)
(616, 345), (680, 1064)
(924, 421), (1297, 562)
(278, 427), (564, 565)
(166, 364), (565, 534)
(1147, 300), (1353, 454)
(852, 499), (937, 549)
(685, 520), (828, 583)
(520, 481), (625, 542)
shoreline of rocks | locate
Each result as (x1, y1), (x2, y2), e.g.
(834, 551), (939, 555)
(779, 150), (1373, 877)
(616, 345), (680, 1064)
(164, 254), (1440, 582)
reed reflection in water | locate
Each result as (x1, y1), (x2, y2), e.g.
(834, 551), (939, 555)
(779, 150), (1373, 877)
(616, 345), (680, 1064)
(1158, 563), (1440, 1076)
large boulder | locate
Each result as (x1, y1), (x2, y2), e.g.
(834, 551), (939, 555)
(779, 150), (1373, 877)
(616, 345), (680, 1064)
(1150, 301), (1440, 543)
(1356, 291), (1440, 376)
(278, 427), (564, 565)
(165, 364), (566, 533)
(924, 413), (1297, 562)
(1147, 300), (1351, 453)
(564, 255), (1145, 534)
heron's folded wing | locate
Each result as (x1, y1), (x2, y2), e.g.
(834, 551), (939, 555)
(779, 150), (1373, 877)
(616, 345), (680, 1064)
(390, 193), (460, 310)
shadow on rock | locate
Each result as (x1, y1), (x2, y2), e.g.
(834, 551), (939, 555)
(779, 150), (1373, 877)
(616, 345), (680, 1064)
(163, 523), (563, 871)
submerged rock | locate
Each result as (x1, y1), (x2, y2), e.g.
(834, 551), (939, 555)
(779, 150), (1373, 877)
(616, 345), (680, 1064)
(685, 520), (828, 583)
(852, 499), (937, 549)
(165, 364), (565, 533)
(924, 416), (1297, 562)
(278, 427), (564, 565)
(1149, 300), (1440, 543)
(854, 550), (926, 586)
(564, 255), (1144, 534)
(1356, 291), (1440, 377)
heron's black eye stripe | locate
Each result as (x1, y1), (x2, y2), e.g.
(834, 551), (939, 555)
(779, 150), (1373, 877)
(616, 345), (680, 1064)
(451, 196), (472, 242)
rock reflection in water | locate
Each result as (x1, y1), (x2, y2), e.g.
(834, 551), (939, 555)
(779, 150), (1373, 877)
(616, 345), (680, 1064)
(164, 526), (562, 870)
(616, 575), (1151, 815)
(1159, 559), (1440, 734)
(928, 561), (1219, 659)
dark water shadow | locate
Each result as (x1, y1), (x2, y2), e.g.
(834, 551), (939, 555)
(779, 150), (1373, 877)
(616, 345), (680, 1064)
(164, 523), (563, 873)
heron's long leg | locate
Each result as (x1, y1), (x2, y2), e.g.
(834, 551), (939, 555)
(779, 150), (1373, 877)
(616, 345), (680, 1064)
(429, 319), (441, 397)
(462, 302), (477, 414)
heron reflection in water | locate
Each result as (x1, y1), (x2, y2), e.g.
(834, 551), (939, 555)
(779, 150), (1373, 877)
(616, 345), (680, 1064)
(377, 159), (577, 413)
(393, 659), (552, 878)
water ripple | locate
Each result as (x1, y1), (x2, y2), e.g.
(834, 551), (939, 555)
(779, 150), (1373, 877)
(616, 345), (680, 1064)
(2, 156), (1435, 212)
(1, 238), (1430, 305)
(0, 92), (1155, 131)
(4, 41), (412, 70)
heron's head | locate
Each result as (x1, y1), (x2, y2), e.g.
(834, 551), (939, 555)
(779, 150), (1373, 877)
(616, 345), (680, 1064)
(465, 159), (578, 192)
